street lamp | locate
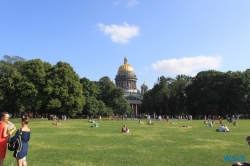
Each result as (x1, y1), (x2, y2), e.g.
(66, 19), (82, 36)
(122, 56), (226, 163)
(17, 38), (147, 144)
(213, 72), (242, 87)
(122, 105), (124, 121)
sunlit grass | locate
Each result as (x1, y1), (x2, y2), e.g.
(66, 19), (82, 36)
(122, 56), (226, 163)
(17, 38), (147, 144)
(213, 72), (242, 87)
(4, 118), (250, 166)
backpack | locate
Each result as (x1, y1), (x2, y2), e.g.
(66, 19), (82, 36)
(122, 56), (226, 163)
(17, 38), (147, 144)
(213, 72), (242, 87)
(8, 128), (22, 151)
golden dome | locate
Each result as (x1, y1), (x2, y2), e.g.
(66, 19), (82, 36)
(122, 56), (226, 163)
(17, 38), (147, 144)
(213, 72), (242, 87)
(118, 64), (134, 72)
(117, 56), (134, 74)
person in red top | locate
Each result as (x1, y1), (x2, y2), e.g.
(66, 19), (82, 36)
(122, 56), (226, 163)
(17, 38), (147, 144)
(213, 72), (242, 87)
(220, 119), (223, 124)
(0, 112), (16, 166)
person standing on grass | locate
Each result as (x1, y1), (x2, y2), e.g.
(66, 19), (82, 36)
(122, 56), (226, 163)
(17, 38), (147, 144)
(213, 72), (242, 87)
(12, 114), (30, 166)
(0, 112), (16, 166)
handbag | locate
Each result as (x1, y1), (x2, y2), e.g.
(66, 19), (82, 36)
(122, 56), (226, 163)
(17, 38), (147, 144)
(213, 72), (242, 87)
(8, 128), (22, 151)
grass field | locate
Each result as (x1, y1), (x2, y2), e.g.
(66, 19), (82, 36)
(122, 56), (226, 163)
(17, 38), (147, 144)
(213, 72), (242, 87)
(4, 118), (250, 166)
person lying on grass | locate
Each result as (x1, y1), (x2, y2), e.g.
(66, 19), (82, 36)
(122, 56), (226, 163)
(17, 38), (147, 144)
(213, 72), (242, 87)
(204, 120), (209, 124)
(88, 119), (95, 123)
(136, 120), (143, 124)
(168, 121), (177, 124)
(232, 162), (250, 166)
(91, 122), (99, 128)
(180, 126), (192, 128)
(52, 121), (61, 125)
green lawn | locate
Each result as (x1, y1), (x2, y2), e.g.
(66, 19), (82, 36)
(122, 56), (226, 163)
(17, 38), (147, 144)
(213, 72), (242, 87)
(4, 118), (250, 166)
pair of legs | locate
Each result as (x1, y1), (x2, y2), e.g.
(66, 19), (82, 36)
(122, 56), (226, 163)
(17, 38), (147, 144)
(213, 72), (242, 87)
(17, 156), (27, 166)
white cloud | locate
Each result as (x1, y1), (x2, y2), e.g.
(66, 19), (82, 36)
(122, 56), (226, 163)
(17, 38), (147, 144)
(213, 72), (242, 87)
(97, 22), (140, 44)
(126, 0), (139, 7)
(151, 55), (222, 75)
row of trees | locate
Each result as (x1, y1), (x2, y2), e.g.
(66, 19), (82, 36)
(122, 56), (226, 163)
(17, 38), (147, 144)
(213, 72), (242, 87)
(141, 70), (250, 117)
(2, 55), (250, 118)
(0, 55), (131, 118)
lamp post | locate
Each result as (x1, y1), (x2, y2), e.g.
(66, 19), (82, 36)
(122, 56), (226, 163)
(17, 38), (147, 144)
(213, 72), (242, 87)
(122, 105), (124, 121)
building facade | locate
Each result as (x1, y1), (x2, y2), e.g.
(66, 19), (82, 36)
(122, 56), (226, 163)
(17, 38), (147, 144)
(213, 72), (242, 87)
(115, 56), (148, 116)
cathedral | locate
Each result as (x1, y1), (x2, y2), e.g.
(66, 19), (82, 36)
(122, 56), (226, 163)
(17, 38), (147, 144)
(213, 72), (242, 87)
(115, 56), (148, 116)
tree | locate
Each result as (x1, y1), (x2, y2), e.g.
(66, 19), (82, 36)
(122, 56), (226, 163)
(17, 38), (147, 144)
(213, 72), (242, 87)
(98, 76), (129, 115)
(186, 70), (244, 117)
(46, 61), (85, 117)
(19, 59), (51, 117)
(242, 69), (250, 113)
(141, 76), (169, 115)
(0, 55), (26, 115)
(167, 75), (191, 116)
(80, 77), (101, 116)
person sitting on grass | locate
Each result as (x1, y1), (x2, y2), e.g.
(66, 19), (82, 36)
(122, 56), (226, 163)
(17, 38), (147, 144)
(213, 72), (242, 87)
(224, 124), (229, 132)
(122, 125), (130, 133)
(233, 121), (238, 126)
(91, 122), (99, 128)
(216, 124), (229, 132)
(217, 124), (225, 132)
(208, 122), (213, 127)
(148, 119), (154, 125)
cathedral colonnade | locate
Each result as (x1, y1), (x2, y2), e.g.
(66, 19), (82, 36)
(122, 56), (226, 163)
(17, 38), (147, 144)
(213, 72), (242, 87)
(131, 104), (137, 117)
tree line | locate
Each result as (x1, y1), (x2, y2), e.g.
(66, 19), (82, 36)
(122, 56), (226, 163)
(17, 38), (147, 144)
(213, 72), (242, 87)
(1, 55), (250, 118)
(0, 55), (131, 118)
(141, 70), (250, 118)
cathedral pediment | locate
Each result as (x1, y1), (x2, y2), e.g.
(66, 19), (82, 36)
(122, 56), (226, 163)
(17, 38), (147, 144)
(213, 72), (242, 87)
(126, 95), (142, 100)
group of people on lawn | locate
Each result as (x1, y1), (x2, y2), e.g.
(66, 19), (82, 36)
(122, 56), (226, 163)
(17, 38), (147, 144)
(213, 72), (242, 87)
(204, 118), (239, 132)
(86, 116), (250, 166)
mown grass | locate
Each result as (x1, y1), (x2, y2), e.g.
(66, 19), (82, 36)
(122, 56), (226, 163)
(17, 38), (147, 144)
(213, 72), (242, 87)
(4, 118), (250, 166)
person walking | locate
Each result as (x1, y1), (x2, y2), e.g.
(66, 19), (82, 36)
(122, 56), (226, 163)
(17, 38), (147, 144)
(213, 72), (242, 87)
(12, 114), (31, 166)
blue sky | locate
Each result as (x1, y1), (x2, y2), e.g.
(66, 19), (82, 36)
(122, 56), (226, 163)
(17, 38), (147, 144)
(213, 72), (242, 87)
(1, 0), (250, 89)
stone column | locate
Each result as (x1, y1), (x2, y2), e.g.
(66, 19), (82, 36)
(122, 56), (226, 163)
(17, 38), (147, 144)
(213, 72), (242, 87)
(135, 104), (137, 117)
